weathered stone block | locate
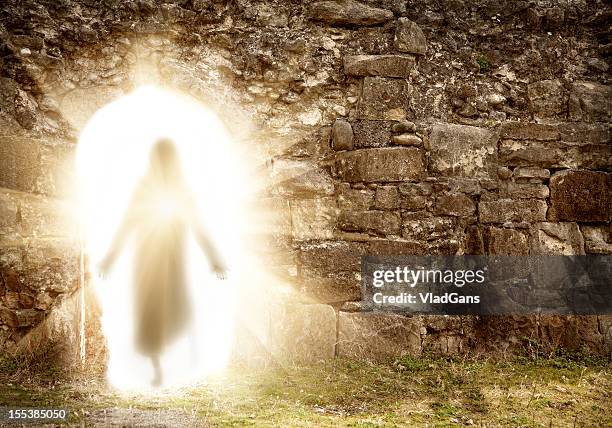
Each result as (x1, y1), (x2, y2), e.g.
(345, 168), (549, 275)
(269, 303), (337, 362)
(557, 122), (610, 143)
(0, 136), (75, 197)
(0, 191), (19, 235)
(580, 225), (612, 254)
(331, 119), (353, 151)
(402, 213), (456, 241)
(434, 193), (476, 217)
(464, 225), (484, 255)
(297, 241), (366, 302)
(271, 159), (334, 197)
(290, 197), (337, 240)
(449, 178), (483, 195)
(527, 79), (567, 118)
(500, 122), (560, 141)
(507, 182), (549, 199)
(422, 334), (465, 355)
(473, 315), (539, 354)
(335, 147), (425, 183)
(337, 312), (421, 361)
(429, 124), (499, 178)
(499, 139), (611, 170)
(484, 227), (529, 255)
(299, 240), (365, 273)
(0, 190), (76, 238)
(538, 315), (603, 354)
(352, 120), (393, 148)
(394, 18), (426, 54)
(374, 186), (400, 210)
(338, 210), (401, 235)
(391, 134), (422, 146)
(479, 199), (547, 223)
(298, 268), (361, 302)
(308, 0), (393, 26)
(513, 167), (550, 181)
(344, 55), (416, 79)
(398, 183), (432, 211)
(358, 77), (412, 120)
(549, 170), (610, 222)
(568, 81), (612, 122)
(367, 239), (429, 256)
(530, 222), (585, 255)
(337, 184), (374, 210)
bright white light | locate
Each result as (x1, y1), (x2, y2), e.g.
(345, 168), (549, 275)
(76, 86), (263, 390)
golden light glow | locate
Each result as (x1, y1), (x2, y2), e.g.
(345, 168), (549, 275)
(76, 86), (272, 390)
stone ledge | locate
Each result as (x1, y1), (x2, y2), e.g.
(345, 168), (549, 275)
(344, 55), (416, 79)
(308, 0), (393, 26)
(335, 147), (425, 183)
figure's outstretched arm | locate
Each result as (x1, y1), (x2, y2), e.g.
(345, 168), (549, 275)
(186, 192), (227, 279)
(193, 224), (227, 280)
(98, 191), (137, 278)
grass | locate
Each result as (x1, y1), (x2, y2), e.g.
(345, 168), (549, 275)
(0, 353), (610, 427)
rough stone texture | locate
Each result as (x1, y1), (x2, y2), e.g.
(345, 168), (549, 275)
(0, 135), (75, 197)
(513, 167), (550, 181)
(297, 240), (366, 302)
(402, 213), (457, 241)
(479, 199), (547, 224)
(339, 210), (401, 235)
(374, 186), (400, 210)
(271, 159), (334, 197)
(344, 55), (416, 79)
(429, 124), (499, 179)
(434, 193), (476, 217)
(337, 312), (422, 361)
(484, 227), (529, 255)
(568, 82), (612, 122)
(391, 134), (422, 146)
(358, 77), (412, 120)
(335, 147), (425, 183)
(331, 119), (353, 151)
(580, 225), (612, 254)
(506, 182), (549, 199)
(290, 198), (337, 240)
(530, 222), (585, 255)
(398, 182), (432, 211)
(308, 1), (393, 26)
(0, 0), (611, 360)
(500, 122), (560, 141)
(527, 79), (567, 118)
(367, 239), (428, 256)
(351, 120), (393, 148)
(394, 18), (426, 54)
(549, 170), (610, 222)
(537, 316), (604, 355)
(337, 184), (374, 210)
(499, 139), (611, 170)
(269, 303), (336, 362)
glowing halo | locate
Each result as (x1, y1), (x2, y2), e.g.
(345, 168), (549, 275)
(76, 85), (265, 390)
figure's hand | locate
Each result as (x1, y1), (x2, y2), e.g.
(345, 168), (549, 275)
(213, 266), (227, 280)
(98, 256), (113, 280)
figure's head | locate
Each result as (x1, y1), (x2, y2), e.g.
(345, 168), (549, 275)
(148, 138), (182, 183)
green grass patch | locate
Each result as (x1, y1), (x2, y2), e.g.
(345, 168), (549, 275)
(0, 354), (609, 427)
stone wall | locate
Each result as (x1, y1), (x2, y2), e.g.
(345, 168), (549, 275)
(0, 0), (610, 363)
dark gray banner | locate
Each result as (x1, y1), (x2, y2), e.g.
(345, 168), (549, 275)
(361, 256), (612, 315)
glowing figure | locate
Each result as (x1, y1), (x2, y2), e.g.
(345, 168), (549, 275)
(98, 139), (227, 386)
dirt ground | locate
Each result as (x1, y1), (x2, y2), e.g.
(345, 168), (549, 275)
(0, 354), (610, 427)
